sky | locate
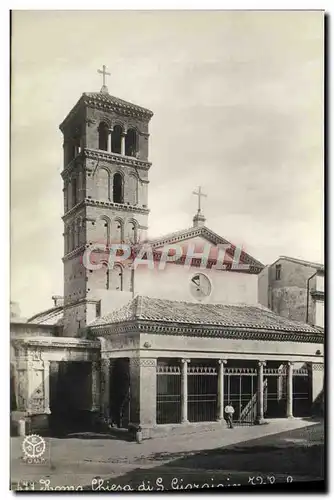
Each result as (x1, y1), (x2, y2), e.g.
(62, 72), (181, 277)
(11, 10), (324, 318)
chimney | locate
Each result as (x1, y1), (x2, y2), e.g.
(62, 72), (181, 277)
(52, 295), (64, 307)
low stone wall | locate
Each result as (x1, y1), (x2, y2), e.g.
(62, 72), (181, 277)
(142, 421), (227, 440)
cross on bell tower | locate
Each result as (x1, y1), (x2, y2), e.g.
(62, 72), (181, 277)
(192, 186), (207, 227)
(97, 64), (111, 94)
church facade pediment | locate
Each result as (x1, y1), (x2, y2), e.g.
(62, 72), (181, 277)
(148, 225), (264, 273)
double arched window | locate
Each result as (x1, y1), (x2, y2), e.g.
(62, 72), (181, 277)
(97, 122), (138, 158)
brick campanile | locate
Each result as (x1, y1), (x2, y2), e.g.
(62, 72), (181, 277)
(59, 80), (153, 336)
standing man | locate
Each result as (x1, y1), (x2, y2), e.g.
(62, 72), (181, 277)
(225, 401), (235, 429)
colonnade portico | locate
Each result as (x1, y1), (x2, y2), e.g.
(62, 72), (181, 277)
(101, 356), (312, 436)
(170, 358), (296, 425)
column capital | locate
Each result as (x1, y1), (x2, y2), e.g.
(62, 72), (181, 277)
(181, 358), (190, 364)
(258, 361), (266, 367)
(218, 359), (228, 365)
(287, 361), (294, 367)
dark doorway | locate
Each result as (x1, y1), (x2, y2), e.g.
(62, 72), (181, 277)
(49, 361), (92, 435)
(293, 369), (312, 417)
(109, 358), (130, 428)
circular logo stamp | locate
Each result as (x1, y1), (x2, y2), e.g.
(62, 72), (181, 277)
(22, 434), (46, 460)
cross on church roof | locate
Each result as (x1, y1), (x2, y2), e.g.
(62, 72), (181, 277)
(192, 186), (207, 213)
(97, 64), (111, 94)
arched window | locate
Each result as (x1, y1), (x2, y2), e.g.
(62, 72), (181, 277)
(64, 225), (70, 254)
(100, 216), (111, 247)
(113, 173), (123, 203)
(128, 173), (138, 205)
(125, 128), (137, 157)
(76, 218), (82, 248)
(71, 221), (76, 251)
(98, 122), (109, 151)
(111, 218), (123, 243)
(73, 135), (81, 156)
(110, 264), (123, 291)
(95, 167), (111, 201)
(77, 170), (83, 203)
(80, 219), (86, 246)
(126, 220), (138, 242)
(67, 183), (72, 212)
(112, 125), (123, 154)
(95, 262), (109, 290)
(71, 177), (77, 207)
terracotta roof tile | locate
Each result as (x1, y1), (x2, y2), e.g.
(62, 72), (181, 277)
(89, 295), (319, 334)
(83, 92), (153, 118)
(28, 306), (64, 326)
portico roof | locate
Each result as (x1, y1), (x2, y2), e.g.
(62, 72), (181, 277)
(88, 295), (323, 343)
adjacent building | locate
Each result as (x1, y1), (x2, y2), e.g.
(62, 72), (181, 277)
(258, 256), (325, 329)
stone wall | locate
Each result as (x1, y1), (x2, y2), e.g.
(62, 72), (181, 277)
(259, 259), (323, 324)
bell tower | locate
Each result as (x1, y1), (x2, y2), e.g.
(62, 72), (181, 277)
(59, 67), (153, 336)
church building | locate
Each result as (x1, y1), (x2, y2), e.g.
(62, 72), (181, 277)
(10, 69), (324, 438)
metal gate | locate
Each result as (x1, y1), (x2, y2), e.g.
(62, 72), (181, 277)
(188, 365), (218, 422)
(156, 364), (181, 424)
(224, 368), (257, 426)
(293, 367), (311, 417)
(263, 366), (287, 418)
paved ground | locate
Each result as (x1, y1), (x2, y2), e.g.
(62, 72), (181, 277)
(11, 418), (324, 491)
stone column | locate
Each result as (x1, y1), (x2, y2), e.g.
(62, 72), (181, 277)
(100, 359), (110, 420)
(139, 358), (157, 428)
(121, 133), (126, 156)
(286, 361), (294, 418)
(217, 359), (227, 421)
(181, 358), (190, 423)
(256, 361), (266, 424)
(129, 358), (157, 434)
(107, 129), (112, 152)
(91, 360), (100, 412)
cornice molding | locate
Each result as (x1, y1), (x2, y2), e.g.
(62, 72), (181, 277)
(12, 337), (100, 350)
(61, 149), (151, 179)
(62, 198), (150, 222)
(89, 319), (324, 344)
(83, 148), (151, 170)
(149, 226), (264, 271)
(82, 94), (153, 120)
(59, 94), (153, 132)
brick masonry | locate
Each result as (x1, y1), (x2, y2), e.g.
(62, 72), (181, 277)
(60, 97), (152, 336)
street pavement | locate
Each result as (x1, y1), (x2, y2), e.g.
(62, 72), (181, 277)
(10, 417), (324, 491)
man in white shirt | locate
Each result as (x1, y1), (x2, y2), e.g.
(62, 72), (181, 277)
(224, 402), (235, 429)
